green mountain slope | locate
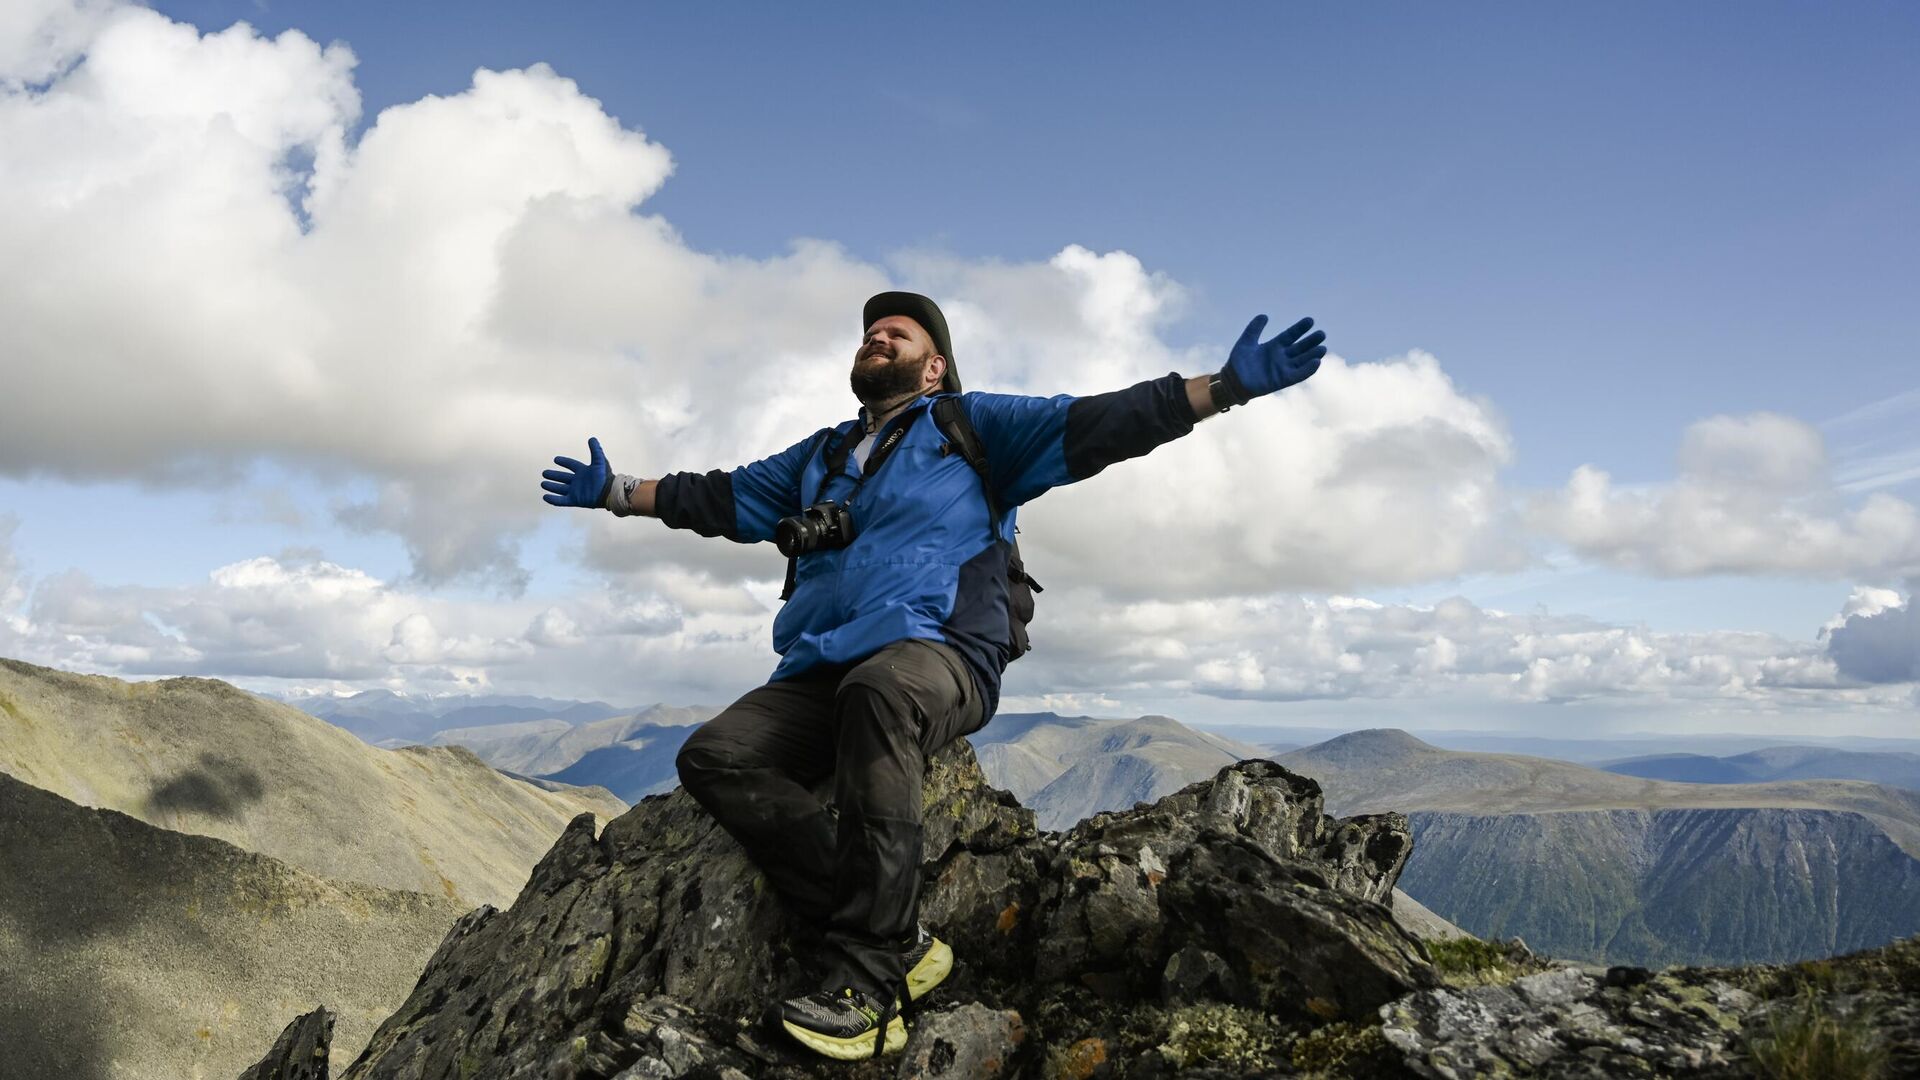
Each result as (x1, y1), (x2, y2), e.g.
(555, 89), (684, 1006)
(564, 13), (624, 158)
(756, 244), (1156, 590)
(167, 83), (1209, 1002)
(0, 658), (626, 907)
(0, 771), (464, 1080)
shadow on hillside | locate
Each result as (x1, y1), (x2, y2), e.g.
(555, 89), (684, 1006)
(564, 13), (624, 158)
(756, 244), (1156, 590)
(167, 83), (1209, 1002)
(1, 774), (130, 1080)
(145, 753), (266, 820)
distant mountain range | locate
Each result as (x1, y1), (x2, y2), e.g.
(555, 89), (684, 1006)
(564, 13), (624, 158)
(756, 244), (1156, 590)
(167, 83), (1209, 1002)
(1194, 723), (1920, 763)
(966, 712), (1268, 831)
(1600, 745), (1920, 790)
(1276, 729), (1920, 967)
(429, 704), (719, 802)
(424, 706), (1263, 812)
(281, 687), (636, 746)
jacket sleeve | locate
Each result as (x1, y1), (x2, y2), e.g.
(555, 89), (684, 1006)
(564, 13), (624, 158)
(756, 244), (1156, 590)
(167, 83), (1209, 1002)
(654, 430), (819, 543)
(963, 372), (1198, 507)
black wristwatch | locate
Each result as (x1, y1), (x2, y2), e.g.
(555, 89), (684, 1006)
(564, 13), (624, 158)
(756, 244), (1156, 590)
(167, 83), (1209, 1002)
(1208, 370), (1249, 414)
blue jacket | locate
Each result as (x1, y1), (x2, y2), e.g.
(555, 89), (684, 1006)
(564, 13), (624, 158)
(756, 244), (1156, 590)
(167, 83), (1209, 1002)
(655, 372), (1199, 719)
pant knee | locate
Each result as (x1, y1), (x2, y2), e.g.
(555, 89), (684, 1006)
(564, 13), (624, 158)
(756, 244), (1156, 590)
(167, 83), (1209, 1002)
(674, 733), (729, 795)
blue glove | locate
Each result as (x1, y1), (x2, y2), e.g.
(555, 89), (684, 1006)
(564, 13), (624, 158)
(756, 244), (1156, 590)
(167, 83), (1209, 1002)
(541, 437), (613, 508)
(1220, 315), (1327, 403)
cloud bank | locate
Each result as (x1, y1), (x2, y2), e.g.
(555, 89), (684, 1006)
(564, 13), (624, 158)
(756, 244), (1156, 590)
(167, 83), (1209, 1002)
(1, 2), (1521, 602)
(1527, 413), (1920, 580)
(2, 520), (1909, 723)
(4, 2), (1917, 727)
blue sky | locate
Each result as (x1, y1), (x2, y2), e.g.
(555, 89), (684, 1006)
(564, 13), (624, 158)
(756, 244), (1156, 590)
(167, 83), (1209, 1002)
(140, 0), (1920, 473)
(2, 1), (1917, 735)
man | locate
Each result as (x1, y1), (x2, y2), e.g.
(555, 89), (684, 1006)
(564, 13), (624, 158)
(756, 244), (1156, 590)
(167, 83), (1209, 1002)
(539, 292), (1326, 1060)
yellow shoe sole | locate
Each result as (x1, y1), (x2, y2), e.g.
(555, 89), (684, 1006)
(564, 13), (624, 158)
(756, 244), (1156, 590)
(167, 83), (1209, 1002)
(781, 1015), (908, 1060)
(906, 937), (953, 1000)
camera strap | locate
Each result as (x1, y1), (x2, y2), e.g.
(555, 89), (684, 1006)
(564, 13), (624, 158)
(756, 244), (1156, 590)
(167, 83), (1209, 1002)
(782, 409), (924, 601)
(810, 410), (919, 504)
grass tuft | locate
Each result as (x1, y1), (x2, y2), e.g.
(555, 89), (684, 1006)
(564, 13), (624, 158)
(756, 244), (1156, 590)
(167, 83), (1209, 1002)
(1426, 937), (1523, 986)
(1744, 991), (1886, 1080)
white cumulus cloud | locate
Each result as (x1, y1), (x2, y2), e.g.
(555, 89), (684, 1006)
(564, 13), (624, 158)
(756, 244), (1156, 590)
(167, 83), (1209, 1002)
(1526, 412), (1920, 579)
(1, 3), (1526, 604)
(1822, 581), (1920, 685)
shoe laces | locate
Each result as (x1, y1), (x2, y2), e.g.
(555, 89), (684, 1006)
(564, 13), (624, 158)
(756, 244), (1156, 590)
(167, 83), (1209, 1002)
(803, 986), (870, 1011)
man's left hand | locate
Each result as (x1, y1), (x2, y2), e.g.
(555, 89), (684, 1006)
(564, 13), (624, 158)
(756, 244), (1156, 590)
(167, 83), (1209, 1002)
(1222, 314), (1327, 402)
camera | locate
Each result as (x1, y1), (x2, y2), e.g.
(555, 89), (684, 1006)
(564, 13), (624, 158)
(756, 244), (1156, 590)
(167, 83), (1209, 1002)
(775, 500), (856, 557)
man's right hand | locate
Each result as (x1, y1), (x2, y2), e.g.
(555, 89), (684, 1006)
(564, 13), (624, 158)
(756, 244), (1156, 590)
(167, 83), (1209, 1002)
(542, 437), (613, 508)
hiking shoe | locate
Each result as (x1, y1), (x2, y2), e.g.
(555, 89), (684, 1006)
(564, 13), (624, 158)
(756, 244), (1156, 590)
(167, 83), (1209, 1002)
(904, 923), (953, 1001)
(779, 986), (907, 1060)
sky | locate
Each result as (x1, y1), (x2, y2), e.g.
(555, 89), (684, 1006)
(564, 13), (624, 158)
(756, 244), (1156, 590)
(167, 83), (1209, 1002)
(2, 0), (1918, 737)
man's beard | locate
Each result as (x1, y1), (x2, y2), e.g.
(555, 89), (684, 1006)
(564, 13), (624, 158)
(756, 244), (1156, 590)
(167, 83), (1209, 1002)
(849, 350), (928, 403)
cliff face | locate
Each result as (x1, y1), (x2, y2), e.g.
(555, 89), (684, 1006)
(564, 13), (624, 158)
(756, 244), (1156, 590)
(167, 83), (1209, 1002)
(277, 747), (1429, 1078)
(1279, 727), (1920, 969)
(1403, 807), (1920, 967)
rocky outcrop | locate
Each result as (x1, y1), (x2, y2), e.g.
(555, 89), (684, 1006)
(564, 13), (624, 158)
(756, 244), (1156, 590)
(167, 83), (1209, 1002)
(252, 747), (1426, 1078)
(236, 739), (1920, 1079)
(1380, 939), (1920, 1079)
(239, 1009), (335, 1080)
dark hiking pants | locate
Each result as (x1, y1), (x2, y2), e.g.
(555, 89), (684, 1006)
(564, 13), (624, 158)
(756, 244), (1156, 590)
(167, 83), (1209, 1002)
(674, 637), (986, 1002)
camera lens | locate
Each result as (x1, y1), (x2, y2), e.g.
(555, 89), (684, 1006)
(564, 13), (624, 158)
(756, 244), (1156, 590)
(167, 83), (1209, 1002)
(775, 515), (814, 557)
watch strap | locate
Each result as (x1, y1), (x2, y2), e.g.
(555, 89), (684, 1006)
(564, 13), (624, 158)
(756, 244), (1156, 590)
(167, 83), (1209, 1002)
(1209, 370), (1250, 413)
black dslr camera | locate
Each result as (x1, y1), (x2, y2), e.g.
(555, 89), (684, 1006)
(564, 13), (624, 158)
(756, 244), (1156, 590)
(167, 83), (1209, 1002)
(775, 500), (856, 557)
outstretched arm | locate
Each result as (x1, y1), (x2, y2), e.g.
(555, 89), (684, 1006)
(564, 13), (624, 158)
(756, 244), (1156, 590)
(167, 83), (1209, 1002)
(967, 313), (1327, 505)
(538, 430), (813, 542)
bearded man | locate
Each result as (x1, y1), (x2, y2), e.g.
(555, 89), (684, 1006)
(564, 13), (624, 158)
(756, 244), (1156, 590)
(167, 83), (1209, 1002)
(540, 291), (1326, 1059)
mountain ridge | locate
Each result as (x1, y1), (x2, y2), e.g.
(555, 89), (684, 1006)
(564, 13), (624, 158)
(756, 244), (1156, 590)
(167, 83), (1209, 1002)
(1277, 726), (1920, 859)
(0, 657), (626, 907)
(1279, 727), (1920, 967)
(0, 770), (463, 1080)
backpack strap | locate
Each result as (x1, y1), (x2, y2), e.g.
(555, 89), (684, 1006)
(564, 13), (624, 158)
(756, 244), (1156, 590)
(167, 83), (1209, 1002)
(932, 396), (1004, 544)
(933, 397), (1043, 595)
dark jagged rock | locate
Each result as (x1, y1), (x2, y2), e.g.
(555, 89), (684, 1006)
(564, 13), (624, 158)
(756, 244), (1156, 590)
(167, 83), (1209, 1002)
(238, 1007), (334, 1080)
(327, 748), (1427, 1078)
(1380, 937), (1920, 1078)
(1015, 763), (1430, 1020)
(250, 741), (1920, 1078)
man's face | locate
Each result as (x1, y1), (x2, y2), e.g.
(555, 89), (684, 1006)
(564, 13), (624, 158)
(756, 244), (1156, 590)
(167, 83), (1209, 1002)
(851, 315), (943, 403)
